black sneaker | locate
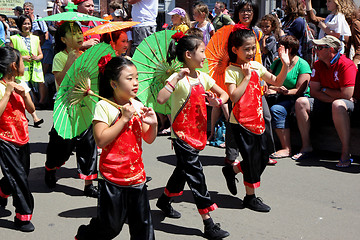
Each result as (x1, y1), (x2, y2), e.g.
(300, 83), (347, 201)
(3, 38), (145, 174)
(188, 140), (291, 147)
(44, 169), (57, 189)
(0, 197), (7, 208)
(222, 165), (238, 195)
(243, 196), (271, 212)
(156, 198), (181, 219)
(14, 217), (35, 232)
(204, 223), (230, 240)
(84, 184), (99, 198)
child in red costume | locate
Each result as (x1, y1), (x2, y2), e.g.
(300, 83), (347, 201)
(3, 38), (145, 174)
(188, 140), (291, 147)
(0, 46), (36, 232)
(75, 56), (158, 240)
(156, 33), (230, 240)
(222, 25), (290, 212)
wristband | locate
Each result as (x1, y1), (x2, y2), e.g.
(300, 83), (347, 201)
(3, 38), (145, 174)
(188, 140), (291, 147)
(164, 85), (173, 93)
(167, 81), (175, 90)
(217, 98), (223, 106)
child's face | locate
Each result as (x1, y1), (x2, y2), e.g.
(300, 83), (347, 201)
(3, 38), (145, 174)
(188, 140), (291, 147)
(326, 0), (337, 12)
(112, 65), (139, 100)
(188, 42), (206, 69)
(114, 31), (128, 55)
(21, 19), (32, 33)
(260, 20), (272, 35)
(61, 27), (84, 50)
(232, 37), (256, 64)
(193, 10), (204, 22)
(171, 14), (182, 25)
(238, 4), (253, 27)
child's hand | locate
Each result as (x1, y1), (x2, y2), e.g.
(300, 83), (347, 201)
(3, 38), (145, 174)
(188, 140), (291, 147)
(5, 82), (15, 94)
(120, 103), (136, 122)
(176, 68), (191, 81)
(140, 107), (157, 125)
(204, 91), (220, 107)
(13, 84), (26, 97)
(240, 63), (252, 77)
(278, 45), (290, 66)
(31, 54), (39, 61)
(68, 50), (80, 65)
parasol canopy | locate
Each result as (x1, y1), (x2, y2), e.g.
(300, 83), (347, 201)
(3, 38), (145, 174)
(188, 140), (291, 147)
(83, 21), (140, 36)
(132, 29), (181, 115)
(205, 25), (233, 92)
(34, 2), (107, 23)
(53, 42), (116, 139)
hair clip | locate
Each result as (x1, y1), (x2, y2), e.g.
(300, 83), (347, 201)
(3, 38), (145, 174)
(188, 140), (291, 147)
(98, 54), (112, 74)
(171, 31), (186, 42)
(232, 23), (250, 32)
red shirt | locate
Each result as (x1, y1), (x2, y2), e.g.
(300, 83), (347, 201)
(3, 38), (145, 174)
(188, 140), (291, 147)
(311, 54), (357, 89)
(80, 21), (101, 42)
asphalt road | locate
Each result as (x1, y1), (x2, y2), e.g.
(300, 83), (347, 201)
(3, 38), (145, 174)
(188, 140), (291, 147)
(0, 110), (359, 240)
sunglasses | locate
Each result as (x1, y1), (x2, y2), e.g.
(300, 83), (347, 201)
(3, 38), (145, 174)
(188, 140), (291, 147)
(314, 45), (330, 51)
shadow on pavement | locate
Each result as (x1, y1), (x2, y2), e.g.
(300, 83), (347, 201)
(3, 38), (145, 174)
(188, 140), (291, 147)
(58, 206), (97, 218)
(152, 213), (204, 237)
(295, 150), (360, 174)
(157, 155), (225, 167)
(148, 188), (244, 210)
(0, 218), (17, 231)
(28, 166), (85, 196)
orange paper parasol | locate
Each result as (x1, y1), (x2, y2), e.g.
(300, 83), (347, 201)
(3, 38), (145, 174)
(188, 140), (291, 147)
(205, 25), (233, 92)
(83, 21), (140, 36)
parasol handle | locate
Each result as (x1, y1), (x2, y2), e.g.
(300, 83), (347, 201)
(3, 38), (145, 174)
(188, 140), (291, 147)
(86, 89), (123, 110)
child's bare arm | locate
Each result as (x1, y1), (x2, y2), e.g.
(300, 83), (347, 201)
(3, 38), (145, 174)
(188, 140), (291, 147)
(262, 45), (289, 86)
(93, 104), (135, 148)
(141, 107), (158, 144)
(157, 68), (190, 104)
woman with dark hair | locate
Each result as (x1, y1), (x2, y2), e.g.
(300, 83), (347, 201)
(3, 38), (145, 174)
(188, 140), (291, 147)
(280, 0), (307, 57)
(10, 14), (44, 127)
(266, 35), (311, 159)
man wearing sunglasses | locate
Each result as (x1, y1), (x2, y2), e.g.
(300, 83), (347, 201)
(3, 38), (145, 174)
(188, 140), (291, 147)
(293, 35), (357, 168)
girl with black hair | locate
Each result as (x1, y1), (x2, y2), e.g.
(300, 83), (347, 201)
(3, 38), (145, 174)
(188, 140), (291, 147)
(100, 29), (129, 56)
(0, 46), (36, 232)
(44, 21), (99, 198)
(10, 14), (44, 127)
(222, 26), (290, 212)
(76, 56), (157, 240)
(156, 33), (229, 240)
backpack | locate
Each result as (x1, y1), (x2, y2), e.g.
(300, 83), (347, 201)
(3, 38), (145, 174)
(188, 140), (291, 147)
(209, 120), (226, 147)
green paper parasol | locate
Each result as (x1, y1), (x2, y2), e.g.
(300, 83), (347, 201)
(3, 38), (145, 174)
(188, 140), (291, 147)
(0, 39), (4, 47)
(53, 42), (116, 139)
(34, 2), (107, 22)
(132, 29), (181, 115)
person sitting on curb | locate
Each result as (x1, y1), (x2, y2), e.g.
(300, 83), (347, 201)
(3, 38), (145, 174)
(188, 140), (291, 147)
(292, 35), (357, 168)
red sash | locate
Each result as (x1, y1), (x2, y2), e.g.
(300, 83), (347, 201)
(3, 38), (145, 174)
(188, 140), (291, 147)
(232, 71), (265, 135)
(0, 91), (29, 146)
(99, 115), (145, 186)
(172, 78), (207, 150)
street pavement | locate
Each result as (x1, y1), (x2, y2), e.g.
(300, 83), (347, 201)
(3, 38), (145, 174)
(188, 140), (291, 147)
(0, 109), (360, 240)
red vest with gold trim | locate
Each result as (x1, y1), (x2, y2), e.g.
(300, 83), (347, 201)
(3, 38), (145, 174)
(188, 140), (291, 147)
(99, 115), (145, 186)
(232, 70), (265, 135)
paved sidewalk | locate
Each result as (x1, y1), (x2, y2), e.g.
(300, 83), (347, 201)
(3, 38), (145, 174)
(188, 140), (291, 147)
(0, 110), (360, 240)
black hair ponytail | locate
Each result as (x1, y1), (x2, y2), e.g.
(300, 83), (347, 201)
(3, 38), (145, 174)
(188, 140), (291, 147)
(0, 46), (21, 78)
(166, 35), (203, 64)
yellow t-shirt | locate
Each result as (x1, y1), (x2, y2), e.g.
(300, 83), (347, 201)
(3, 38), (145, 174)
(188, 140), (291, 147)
(0, 79), (30, 99)
(93, 98), (144, 126)
(52, 50), (68, 91)
(167, 71), (215, 138)
(225, 61), (267, 124)
(171, 24), (189, 33)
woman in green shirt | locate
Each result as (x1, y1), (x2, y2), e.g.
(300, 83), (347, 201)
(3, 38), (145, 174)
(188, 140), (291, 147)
(267, 35), (311, 159)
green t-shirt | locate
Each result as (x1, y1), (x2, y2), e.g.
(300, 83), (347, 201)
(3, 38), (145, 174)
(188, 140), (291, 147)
(212, 13), (233, 32)
(270, 57), (311, 91)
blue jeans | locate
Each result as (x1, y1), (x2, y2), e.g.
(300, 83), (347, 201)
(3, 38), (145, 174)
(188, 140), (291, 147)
(270, 99), (295, 129)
